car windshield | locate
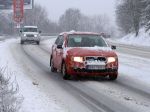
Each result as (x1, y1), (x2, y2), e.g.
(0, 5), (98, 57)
(23, 28), (38, 32)
(67, 34), (107, 47)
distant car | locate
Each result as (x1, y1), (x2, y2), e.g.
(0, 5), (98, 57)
(20, 26), (41, 45)
(24, 0), (31, 4)
(50, 32), (118, 80)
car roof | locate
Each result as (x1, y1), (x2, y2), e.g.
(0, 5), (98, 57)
(59, 31), (103, 36)
(23, 26), (38, 28)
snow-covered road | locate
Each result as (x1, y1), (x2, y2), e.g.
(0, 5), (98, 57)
(108, 40), (150, 59)
(0, 37), (150, 112)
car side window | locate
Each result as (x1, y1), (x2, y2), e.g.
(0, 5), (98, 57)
(55, 36), (60, 45)
(58, 36), (64, 45)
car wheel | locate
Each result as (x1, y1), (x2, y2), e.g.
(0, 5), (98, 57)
(50, 58), (57, 72)
(109, 73), (118, 80)
(62, 62), (70, 80)
(21, 40), (24, 44)
(37, 41), (40, 45)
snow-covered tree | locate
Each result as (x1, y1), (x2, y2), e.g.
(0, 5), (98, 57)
(59, 8), (81, 31)
(144, 0), (150, 32)
(0, 69), (22, 112)
(116, 0), (144, 36)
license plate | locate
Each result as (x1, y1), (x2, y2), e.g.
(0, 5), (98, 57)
(87, 65), (105, 70)
(27, 37), (34, 40)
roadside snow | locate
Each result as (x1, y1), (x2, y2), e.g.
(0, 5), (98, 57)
(0, 39), (66, 112)
(0, 36), (5, 41)
(0, 36), (3, 39)
(118, 52), (150, 85)
(113, 28), (150, 47)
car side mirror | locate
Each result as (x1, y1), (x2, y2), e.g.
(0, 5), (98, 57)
(39, 31), (42, 33)
(111, 45), (116, 50)
(57, 45), (63, 49)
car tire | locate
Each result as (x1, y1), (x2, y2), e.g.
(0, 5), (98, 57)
(109, 73), (118, 80)
(37, 41), (40, 45)
(21, 40), (24, 44)
(50, 58), (57, 72)
(62, 62), (70, 80)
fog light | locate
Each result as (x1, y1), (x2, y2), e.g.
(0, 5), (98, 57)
(34, 35), (38, 37)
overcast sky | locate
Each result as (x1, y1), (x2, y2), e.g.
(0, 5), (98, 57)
(35, 0), (116, 22)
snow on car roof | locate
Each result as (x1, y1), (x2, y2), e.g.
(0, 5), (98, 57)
(59, 32), (104, 36)
(23, 26), (38, 28)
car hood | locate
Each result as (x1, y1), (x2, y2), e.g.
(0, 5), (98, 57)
(64, 47), (117, 57)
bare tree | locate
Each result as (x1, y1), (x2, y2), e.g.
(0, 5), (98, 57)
(59, 8), (81, 31)
(24, 4), (60, 33)
(59, 8), (116, 37)
(0, 13), (14, 35)
(78, 15), (93, 31)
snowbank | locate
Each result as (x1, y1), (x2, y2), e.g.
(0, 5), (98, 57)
(0, 36), (5, 41)
(0, 39), (66, 112)
(118, 52), (150, 85)
(117, 28), (150, 47)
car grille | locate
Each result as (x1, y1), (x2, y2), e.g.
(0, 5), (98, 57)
(26, 34), (34, 37)
(85, 57), (106, 62)
(85, 57), (106, 70)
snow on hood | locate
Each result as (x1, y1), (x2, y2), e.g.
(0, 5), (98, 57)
(63, 46), (116, 58)
(82, 46), (112, 51)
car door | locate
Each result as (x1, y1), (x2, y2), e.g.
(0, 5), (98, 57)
(52, 36), (61, 68)
(55, 35), (64, 70)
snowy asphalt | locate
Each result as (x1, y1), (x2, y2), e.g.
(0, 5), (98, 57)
(7, 37), (150, 112)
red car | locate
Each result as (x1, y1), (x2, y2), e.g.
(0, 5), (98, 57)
(50, 32), (118, 80)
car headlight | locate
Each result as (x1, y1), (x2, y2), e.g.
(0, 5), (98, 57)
(24, 34), (26, 37)
(107, 57), (116, 63)
(73, 57), (83, 63)
(34, 35), (38, 37)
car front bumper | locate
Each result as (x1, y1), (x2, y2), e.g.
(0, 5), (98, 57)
(67, 66), (118, 77)
(21, 37), (40, 41)
(74, 68), (117, 73)
(66, 60), (118, 77)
